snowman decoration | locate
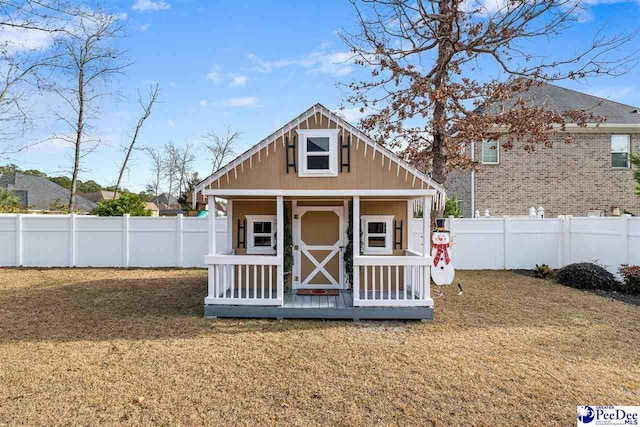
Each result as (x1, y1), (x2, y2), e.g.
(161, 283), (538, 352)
(431, 219), (454, 285)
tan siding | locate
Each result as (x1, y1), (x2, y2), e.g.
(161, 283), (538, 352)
(209, 114), (425, 191)
(361, 200), (408, 255)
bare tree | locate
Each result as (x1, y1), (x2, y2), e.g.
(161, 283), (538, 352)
(145, 146), (163, 203)
(203, 126), (239, 174)
(160, 141), (182, 207)
(0, 1), (77, 157)
(50, 7), (130, 210)
(175, 141), (195, 198)
(341, 0), (637, 198)
(113, 83), (159, 198)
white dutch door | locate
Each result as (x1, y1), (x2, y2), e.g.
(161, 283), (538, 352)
(293, 205), (345, 289)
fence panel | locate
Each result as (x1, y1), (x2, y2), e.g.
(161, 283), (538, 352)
(629, 218), (640, 267)
(0, 214), (228, 268)
(506, 218), (562, 269)
(0, 216), (17, 266)
(447, 218), (504, 269)
(75, 217), (124, 267)
(22, 216), (71, 267)
(570, 217), (626, 271)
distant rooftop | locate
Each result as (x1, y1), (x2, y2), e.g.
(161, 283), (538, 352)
(0, 172), (97, 212)
(486, 82), (640, 125)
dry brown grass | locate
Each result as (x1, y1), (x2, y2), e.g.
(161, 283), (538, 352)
(0, 268), (638, 426)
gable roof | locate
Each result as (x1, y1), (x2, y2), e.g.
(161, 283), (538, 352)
(193, 103), (446, 204)
(0, 172), (97, 212)
(486, 82), (640, 125)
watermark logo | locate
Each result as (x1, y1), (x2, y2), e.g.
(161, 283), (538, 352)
(578, 406), (596, 424)
(577, 406), (639, 426)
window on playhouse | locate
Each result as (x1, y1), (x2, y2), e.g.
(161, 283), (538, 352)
(361, 215), (394, 255)
(481, 140), (499, 164)
(611, 134), (630, 168)
(297, 128), (339, 177)
(246, 215), (276, 254)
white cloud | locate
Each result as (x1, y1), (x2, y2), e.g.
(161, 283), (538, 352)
(199, 99), (208, 107)
(131, 0), (171, 12)
(229, 75), (248, 87)
(167, 119), (175, 127)
(0, 25), (55, 53)
(248, 49), (356, 77)
(135, 24), (150, 32)
(227, 97), (259, 108)
(206, 67), (221, 82)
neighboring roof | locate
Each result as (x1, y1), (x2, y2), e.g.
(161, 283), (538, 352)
(486, 82), (640, 125)
(154, 193), (180, 210)
(81, 190), (116, 203)
(144, 201), (159, 211)
(0, 172), (97, 212)
(193, 103), (446, 204)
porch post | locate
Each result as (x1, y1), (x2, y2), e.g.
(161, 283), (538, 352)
(352, 196), (360, 302)
(276, 195), (284, 301)
(422, 196), (430, 257)
(226, 199), (233, 253)
(208, 196), (216, 255)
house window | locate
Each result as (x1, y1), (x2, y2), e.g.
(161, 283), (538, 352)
(246, 215), (276, 254)
(481, 140), (499, 164)
(611, 135), (630, 168)
(297, 129), (339, 177)
(361, 215), (394, 255)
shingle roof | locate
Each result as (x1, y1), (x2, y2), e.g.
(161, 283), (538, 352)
(0, 172), (97, 212)
(489, 82), (640, 125)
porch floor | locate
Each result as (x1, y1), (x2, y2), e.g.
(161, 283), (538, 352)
(204, 290), (433, 320)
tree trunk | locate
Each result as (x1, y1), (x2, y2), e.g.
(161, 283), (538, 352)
(69, 62), (84, 211)
(429, 0), (454, 216)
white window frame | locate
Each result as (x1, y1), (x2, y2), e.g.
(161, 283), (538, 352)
(611, 134), (631, 169)
(481, 140), (499, 165)
(296, 128), (339, 177)
(361, 215), (394, 255)
(246, 215), (276, 255)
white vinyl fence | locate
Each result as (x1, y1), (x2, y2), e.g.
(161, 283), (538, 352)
(411, 215), (640, 272)
(2, 214), (638, 272)
(0, 214), (227, 268)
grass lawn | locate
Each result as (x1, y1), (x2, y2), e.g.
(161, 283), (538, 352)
(0, 269), (638, 426)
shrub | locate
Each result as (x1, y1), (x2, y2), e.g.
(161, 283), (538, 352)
(533, 263), (554, 279)
(556, 262), (618, 291)
(443, 196), (462, 218)
(618, 266), (640, 295)
(93, 193), (151, 216)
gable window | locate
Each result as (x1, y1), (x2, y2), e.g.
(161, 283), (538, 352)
(297, 129), (339, 177)
(361, 215), (394, 255)
(481, 140), (499, 165)
(611, 134), (630, 168)
(246, 215), (276, 254)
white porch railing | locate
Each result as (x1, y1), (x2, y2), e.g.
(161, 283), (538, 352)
(204, 255), (283, 306)
(353, 251), (433, 307)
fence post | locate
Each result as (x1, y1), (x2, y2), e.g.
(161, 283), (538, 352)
(123, 214), (130, 268)
(15, 214), (22, 267)
(560, 215), (572, 267)
(503, 216), (509, 269)
(177, 213), (184, 267)
(69, 213), (76, 267)
(622, 214), (631, 266)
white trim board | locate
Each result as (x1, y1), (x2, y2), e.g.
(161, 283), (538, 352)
(193, 103), (446, 207)
(203, 189), (438, 197)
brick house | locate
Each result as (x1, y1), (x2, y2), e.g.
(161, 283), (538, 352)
(447, 83), (640, 218)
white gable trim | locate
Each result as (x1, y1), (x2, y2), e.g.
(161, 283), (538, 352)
(193, 104), (446, 208)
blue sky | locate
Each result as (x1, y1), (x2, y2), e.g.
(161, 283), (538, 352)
(8, 0), (640, 192)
